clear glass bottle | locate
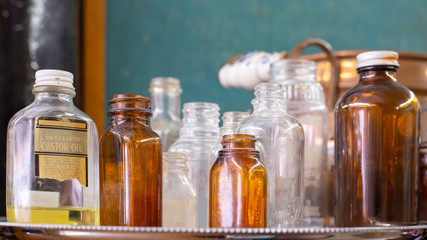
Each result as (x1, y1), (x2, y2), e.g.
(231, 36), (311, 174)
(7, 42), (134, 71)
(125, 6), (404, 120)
(99, 94), (162, 226)
(209, 134), (266, 228)
(162, 152), (197, 228)
(238, 82), (304, 228)
(335, 51), (420, 227)
(169, 102), (221, 228)
(270, 59), (329, 227)
(149, 77), (182, 151)
(6, 69), (99, 225)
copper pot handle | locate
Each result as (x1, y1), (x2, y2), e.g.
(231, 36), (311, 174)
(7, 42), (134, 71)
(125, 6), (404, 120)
(285, 38), (339, 111)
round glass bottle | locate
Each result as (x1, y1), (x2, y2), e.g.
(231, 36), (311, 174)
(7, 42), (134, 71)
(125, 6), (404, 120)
(270, 59), (329, 227)
(99, 94), (162, 226)
(149, 77), (182, 151)
(6, 69), (99, 225)
(238, 82), (304, 228)
(335, 51), (419, 227)
(162, 152), (198, 228)
(209, 134), (266, 228)
(169, 102), (221, 228)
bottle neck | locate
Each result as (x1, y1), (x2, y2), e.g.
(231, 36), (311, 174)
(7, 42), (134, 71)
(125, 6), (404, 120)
(252, 98), (287, 112)
(221, 134), (256, 149)
(179, 103), (220, 138)
(358, 66), (398, 82)
(33, 86), (75, 104)
(151, 92), (181, 118)
(109, 112), (151, 126)
(163, 152), (189, 174)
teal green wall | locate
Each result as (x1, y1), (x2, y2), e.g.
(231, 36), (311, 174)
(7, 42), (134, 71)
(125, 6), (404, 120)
(106, 0), (427, 118)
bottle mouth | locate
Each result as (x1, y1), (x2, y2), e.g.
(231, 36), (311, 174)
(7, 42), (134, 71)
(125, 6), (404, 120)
(108, 94), (151, 114)
(149, 77), (182, 94)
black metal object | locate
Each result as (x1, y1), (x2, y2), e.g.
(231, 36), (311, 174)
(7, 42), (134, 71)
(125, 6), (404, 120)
(0, 0), (82, 217)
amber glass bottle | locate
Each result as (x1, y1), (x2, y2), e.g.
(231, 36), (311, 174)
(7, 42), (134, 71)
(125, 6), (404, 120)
(209, 134), (266, 228)
(335, 51), (420, 227)
(99, 94), (162, 226)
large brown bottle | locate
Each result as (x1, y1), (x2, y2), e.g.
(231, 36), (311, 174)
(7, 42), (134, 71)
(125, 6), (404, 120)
(99, 94), (162, 226)
(209, 134), (266, 228)
(335, 51), (420, 227)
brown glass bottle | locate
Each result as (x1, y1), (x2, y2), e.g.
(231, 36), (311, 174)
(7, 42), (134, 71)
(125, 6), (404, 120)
(419, 142), (427, 222)
(209, 134), (266, 228)
(99, 94), (162, 226)
(335, 51), (420, 227)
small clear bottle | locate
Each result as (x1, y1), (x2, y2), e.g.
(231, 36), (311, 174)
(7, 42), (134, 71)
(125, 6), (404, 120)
(238, 82), (304, 228)
(209, 134), (266, 228)
(162, 152), (197, 228)
(6, 69), (99, 225)
(149, 77), (182, 151)
(169, 102), (221, 228)
(99, 94), (162, 226)
(335, 51), (420, 227)
(270, 59), (329, 227)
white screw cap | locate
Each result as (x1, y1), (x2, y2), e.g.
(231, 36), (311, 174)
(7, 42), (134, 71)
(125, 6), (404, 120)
(34, 69), (75, 90)
(356, 51), (399, 69)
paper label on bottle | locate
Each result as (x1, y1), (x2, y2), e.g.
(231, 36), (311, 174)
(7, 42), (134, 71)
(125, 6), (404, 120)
(34, 116), (88, 187)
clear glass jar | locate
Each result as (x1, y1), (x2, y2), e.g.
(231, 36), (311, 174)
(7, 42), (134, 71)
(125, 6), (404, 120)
(162, 152), (197, 228)
(209, 134), (266, 228)
(149, 77), (182, 151)
(270, 59), (329, 227)
(99, 94), (162, 226)
(6, 69), (99, 225)
(238, 82), (304, 228)
(169, 102), (221, 228)
(335, 51), (419, 227)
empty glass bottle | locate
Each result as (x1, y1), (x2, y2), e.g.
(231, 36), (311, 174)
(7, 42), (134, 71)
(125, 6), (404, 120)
(149, 77), (182, 151)
(162, 152), (197, 228)
(209, 134), (266, 228)
(99, 94), (162, 226)
(6, 69), (99, 225)
(238, 82), (304, 228)
(335, 51), (420, 227)
(270, 59), (328, 227)
(169, 102), (221, 228)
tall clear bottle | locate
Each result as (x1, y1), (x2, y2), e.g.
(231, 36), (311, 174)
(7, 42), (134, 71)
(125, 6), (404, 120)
(149, 77), (182, 151)
(169, 102), (221, 228)
(99, 94), (162, 226)
(270, 59), (328, 227)
(238, 82), (304, 228)
(209, 134), (266, 228)
(335, 51), (419, 227)
(162, 152), (197, 228)
(6, 69), (99, 225)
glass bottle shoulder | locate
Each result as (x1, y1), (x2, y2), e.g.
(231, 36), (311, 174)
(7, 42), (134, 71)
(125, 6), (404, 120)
(239, 111), (303, 132)
(102, 119), (160, 143)
(335, 79), (420, 112)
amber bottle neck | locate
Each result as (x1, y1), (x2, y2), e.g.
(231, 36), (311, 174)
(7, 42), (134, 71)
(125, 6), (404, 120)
(109, 112), (151, 125)
(221, 134), (256, 149)
(357, 66), (398, 82)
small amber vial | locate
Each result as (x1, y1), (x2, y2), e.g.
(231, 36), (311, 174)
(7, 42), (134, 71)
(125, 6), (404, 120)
(99, 94), (162, 226)
(209, 134), (267, 228)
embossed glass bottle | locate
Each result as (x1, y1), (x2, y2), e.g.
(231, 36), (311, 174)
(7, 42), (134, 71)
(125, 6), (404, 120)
(99, 94), (162, 226)
(6, 69), (99, 225)
(149, 77), (182, 151)
(335, 51), (420, 227)
(270, 59), (328, 227)
(169, 102), (221, 228)
(162, 152), (197, 228)
(238, 82), (304, 228)
(209, 134), (266, 228)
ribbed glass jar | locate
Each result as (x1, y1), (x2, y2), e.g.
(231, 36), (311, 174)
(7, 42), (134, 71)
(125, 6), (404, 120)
(169, 102), (221, 228)
(270, 59), (329, 227)
(6, 69), (99, 225)
(238, 82), (304, 228)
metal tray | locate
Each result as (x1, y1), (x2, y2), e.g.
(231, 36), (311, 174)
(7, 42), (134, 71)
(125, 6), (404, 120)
(1, 222), (427, 240)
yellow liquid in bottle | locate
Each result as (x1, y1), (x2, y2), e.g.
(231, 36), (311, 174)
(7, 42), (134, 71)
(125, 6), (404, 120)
(6, 206), (99, 225)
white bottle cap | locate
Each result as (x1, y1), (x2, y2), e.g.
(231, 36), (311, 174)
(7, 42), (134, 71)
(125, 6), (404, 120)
(34, 69), (75, 90)
(356, 51), (399, 69)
